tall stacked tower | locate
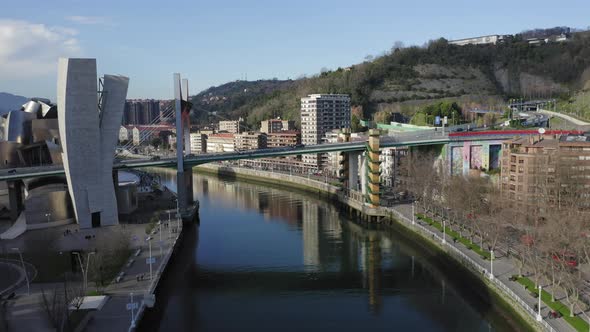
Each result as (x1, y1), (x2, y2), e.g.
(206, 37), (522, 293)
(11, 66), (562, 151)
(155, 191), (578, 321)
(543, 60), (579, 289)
(301, 94), (351, 169)
(365, 129), (381, 207)
(338, 128), (351, 188)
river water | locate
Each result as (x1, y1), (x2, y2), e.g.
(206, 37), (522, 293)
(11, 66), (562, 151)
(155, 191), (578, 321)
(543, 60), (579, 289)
(139, 168), (526, 332)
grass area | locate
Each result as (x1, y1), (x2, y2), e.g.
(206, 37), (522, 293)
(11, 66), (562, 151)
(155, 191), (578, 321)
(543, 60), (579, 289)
(516, 276), (589, 332)
(86, 289), (103, 296)
(416, 213), (491, 259)
(548, 116), (579, 130)
(145, 219), (158, 235)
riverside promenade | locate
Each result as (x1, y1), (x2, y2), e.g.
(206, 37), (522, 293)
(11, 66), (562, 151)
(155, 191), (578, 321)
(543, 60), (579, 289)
(1, 210), (183, 332)
(198, 163), (575, 332)
(86, 210), (183, 332)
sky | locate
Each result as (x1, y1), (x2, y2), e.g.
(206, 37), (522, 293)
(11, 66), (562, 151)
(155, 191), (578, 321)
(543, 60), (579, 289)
(1, 0), (589, 100)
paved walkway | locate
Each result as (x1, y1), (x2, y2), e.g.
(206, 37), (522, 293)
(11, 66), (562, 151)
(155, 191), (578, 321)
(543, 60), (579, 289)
(392, 203), (575, 332)
(539, 109), (590, 126)
(1, 212), (182, 332)
(86, 213), (182, 332)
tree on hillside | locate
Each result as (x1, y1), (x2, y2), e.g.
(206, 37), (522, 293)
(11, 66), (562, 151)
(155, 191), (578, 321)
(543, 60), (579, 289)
(411, 101), (463, 126)
(373, 111), (393, 124)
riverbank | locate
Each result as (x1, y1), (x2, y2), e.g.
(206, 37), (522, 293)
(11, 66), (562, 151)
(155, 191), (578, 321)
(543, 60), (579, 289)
(195, 163), (554, 332)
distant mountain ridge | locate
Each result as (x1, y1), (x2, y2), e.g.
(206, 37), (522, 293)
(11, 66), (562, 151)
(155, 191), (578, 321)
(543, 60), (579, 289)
(0, 92), (28, 115)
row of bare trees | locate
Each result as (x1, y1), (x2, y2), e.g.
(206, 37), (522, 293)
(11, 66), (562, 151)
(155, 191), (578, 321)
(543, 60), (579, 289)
(400, 149), (590, 318)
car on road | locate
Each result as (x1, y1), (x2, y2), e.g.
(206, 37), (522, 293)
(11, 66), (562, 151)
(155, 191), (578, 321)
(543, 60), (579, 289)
(151, 156), (161, 161)
(7, 169), (16, 174)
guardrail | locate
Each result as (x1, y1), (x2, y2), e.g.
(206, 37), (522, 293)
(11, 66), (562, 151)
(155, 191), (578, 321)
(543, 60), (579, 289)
(387, 208), (557, 332)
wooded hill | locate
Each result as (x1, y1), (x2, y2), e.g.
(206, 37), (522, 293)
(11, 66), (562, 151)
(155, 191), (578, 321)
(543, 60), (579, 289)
(190, 29), (590, 129)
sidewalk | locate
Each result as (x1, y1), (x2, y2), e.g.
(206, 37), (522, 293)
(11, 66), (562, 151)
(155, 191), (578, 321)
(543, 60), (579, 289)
(2, 212), (183, 332)
(392, 203), (575, 332)
(539, 109), (590, 127)
(86, 212), (182, 332)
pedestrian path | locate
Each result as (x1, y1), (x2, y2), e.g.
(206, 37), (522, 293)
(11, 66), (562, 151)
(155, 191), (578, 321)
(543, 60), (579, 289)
(391, 203), (575, 332)
(86, 212), (182, 332)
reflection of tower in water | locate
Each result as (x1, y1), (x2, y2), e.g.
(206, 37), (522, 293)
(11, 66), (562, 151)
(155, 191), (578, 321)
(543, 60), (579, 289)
(302, 200), (320, 271)
(366, 234), (382, 314)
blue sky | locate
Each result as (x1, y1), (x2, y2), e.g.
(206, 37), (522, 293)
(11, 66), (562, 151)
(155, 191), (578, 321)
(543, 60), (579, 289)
(1, 0), (588, 100)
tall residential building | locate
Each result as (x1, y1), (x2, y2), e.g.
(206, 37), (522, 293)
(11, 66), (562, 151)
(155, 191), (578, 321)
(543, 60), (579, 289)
(301, 94), (351, 168)
(235, 132), (267, 151)
(500, 134), (590, 212)
(123, 99), (161, 125)
(189, 132), (207, 154)
(261, 119), (295, 134)
(219, 120), (242, 134)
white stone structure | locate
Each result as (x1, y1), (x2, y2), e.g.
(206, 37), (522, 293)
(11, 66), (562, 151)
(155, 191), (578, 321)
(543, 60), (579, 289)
(57, 58), (129, 228)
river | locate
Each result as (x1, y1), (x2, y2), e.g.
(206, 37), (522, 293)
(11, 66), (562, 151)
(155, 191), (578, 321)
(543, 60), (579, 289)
(138, 168), (527, 331)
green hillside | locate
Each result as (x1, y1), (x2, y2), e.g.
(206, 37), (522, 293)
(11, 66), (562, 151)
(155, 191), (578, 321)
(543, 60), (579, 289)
(191, 30), (590, 129)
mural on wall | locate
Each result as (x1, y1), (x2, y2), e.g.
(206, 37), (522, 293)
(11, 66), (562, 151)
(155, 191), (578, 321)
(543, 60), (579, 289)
(470, 145), (483, 169)
(489, 144), (501, 169)
(451, 146), (463, 175)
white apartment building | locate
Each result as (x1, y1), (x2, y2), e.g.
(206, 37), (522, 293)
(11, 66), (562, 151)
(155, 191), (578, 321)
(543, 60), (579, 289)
(449, 35), (505, 46)
(189, 132), (207, 154)
(219, 120), (242, 134)
(301, 94), (351, 168)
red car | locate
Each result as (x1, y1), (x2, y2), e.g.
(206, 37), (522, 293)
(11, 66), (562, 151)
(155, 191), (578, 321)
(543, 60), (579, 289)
(551, 252), (578, 267)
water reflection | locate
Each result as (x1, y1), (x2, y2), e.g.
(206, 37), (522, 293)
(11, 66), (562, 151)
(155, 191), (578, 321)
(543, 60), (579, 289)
(140, 168), (518, 332)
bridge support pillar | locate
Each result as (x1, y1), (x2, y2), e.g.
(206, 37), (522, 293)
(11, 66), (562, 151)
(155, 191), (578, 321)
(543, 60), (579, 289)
(176, 165), (194, 214)
(8, 180), (24, 221)
(365, 129), (381, 208)
(338, 129), (351, 188)
(349, 152), (361, 191)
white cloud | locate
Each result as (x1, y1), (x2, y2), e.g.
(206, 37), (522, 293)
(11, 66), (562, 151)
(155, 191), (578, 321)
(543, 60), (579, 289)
(0, 19), (82, 78)
(66, 15), (114, 26)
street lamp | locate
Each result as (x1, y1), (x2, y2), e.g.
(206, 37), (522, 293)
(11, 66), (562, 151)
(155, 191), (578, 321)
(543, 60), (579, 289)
(45, 213), (51, 223)
(442, 218), (446, 245)
(147, 237), (153, 280)
(412, 201), (415, 225)
(11, 247), (29, 295)
(489, 249), (494, 280)
(73, 251), (96, 293)
(174, 199), (181, 235)
(129, 292), (136, 328)
(536, 285), (542, 321)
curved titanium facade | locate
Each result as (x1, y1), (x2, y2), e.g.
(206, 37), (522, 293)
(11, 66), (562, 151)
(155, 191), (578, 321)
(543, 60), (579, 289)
(57, 58), (129, 228)
(4, 110), (35, 144)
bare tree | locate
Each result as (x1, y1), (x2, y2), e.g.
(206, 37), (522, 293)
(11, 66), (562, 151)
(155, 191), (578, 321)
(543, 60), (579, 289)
(89, 229), (131, 290)
(40, 272), (84, 332)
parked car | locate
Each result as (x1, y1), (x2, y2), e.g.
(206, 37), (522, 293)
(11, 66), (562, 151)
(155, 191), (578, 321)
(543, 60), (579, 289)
(551, 251), (578, 267)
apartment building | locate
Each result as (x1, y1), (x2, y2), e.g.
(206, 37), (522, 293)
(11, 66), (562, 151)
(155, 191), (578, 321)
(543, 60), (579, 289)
(261, 119), (295, 134)
(189, 132), (207, 154)
(219, 120), (242, 134)
(266, 131), (301, 148)
(235, 132), (267, 151)
(207, 133), (235, 152)
(301, 94), (351, 168)
(500, 134), (590, 211)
